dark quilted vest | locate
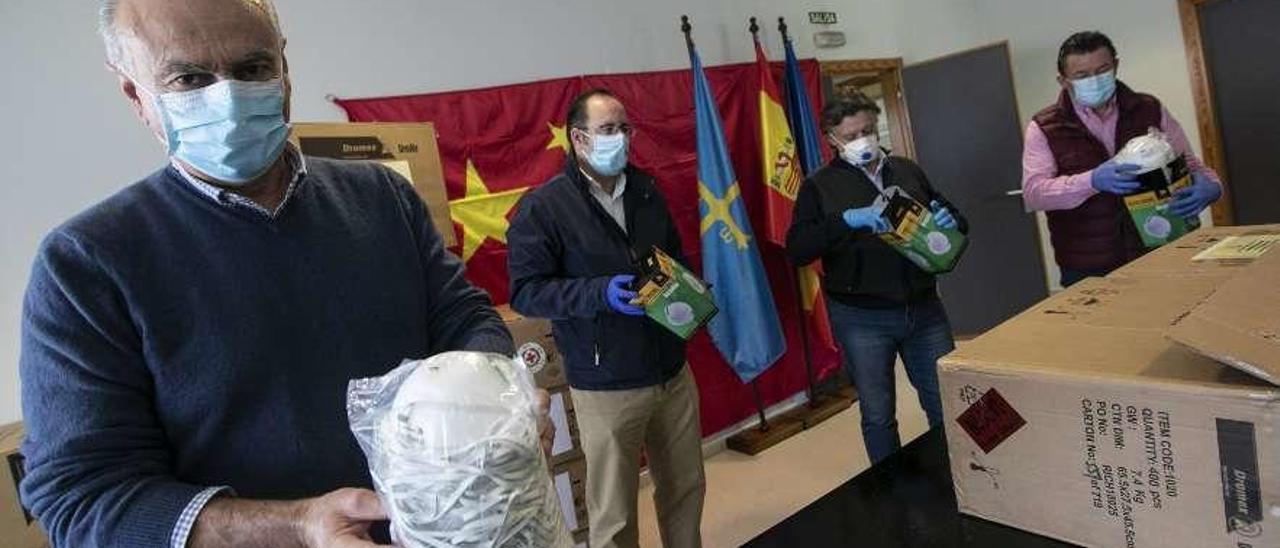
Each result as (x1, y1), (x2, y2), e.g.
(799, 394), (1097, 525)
(1032, 83), (1162, 271)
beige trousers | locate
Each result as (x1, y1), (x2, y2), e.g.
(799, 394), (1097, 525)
(571, 365), (706, 548)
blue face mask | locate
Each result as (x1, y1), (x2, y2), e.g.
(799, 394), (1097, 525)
(585, 133), (628, 177)
(1070, 71), (1117, 108)
(147, 79), (290, 184)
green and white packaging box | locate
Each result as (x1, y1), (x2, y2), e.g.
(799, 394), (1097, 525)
(631, 247), (718, 340)
(1123, 155), (1200, 248)
(879, 195), (968, 274)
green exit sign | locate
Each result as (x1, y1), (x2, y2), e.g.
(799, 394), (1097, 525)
(809, 11), (838, 24)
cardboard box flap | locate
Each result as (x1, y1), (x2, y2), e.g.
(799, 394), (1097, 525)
(941, 276), (1279, 394)
(943, 323), (1275, 392)
(1167, 244), (1280, 385)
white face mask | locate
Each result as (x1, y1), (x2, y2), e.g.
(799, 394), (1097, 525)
(838, 134), (880, 166)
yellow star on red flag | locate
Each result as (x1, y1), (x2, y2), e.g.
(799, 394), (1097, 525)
(546, 123), (570, 153)
(449, 159), (529, 262)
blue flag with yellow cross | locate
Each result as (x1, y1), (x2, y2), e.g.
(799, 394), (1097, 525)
(688, 43), (787, 383)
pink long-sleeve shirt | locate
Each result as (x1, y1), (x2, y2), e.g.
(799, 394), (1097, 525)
(1021, 97), (1222, 211)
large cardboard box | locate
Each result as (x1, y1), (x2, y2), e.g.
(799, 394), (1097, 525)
(1168, 243), (1280, 386)
(497, 305), (567, 389)
(1, 423), (50, 548)
(939, 255), (1279, 546)
(289, 122), (454, 246)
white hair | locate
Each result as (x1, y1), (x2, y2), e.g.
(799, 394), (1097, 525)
(98, 0), (282, 70)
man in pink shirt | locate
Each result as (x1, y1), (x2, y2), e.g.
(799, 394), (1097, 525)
(1021, 31), (1223, 287)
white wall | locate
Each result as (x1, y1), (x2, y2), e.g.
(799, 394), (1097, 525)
(971, 0), (1209, 290)
(0, 0), (982, 424)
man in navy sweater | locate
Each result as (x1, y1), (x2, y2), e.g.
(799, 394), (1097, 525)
(507, 90), (705, 548)
(19, 1), (517, 546)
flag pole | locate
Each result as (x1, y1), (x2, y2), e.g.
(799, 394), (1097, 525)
(681, 15), (693, 50)
(747, 15), (775, 433)
(775, 15), (822, 407)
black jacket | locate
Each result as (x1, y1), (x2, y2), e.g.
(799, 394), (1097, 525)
(786, 156), (969, 308)
(507, 161), (687, 390)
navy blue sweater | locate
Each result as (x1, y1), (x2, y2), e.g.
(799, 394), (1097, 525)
(19, 158), (512, 547)
(507, 163), (687, 390)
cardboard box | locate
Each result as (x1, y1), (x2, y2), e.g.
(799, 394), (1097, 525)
(879, 193), (967, 273)
(289, 122), (454, 246)
(1, 423), (50, 548)
(552, 458), (589, 535)
(1110, 225), (1280, 281)
(546, 386), (584, 466)
(497, 305), (567, 389)
(1123, 155), (1200, 248)
(939, 262), (1280, 546)
(632, 247), (717, 340)
(1167, 243), (1280, 386)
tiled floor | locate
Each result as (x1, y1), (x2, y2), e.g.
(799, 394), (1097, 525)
(635, 371), (932, 547)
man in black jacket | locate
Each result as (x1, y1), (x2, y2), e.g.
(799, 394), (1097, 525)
(507, 89), (705, 548)
(787, 95), (969, 464)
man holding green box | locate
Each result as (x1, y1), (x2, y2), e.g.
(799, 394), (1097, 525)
(787, 94), (969, 464)
(1021, 31), (1223, 287)
(507, 90), (705, 548)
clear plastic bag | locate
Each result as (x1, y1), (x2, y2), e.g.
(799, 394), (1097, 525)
(347, 352), (573, 548)
(1114, 127), (1176, 175)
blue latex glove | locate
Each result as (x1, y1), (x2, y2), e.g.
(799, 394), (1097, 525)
(842, 205), (891, 234)
(1090, 160), (1143, 195)
(929, 200), (958, 230)
(604, 275), (645, 316)
(1168, 173), (1222, 219)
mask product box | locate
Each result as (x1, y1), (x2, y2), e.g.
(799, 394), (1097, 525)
(938, 226), (1280, 548)
(496, 305), (567, 389)
(1123, 155), (1201, 248)
(878, 194), (968, 273)
(1, 423), (50, 548)
(631, 247), (717, 340)
(290, 122), (454, 246)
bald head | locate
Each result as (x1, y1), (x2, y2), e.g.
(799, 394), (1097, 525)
(101, 0), (283, 81)
(102, 0), (292, 154)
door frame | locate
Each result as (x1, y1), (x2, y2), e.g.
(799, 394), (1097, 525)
(819, 58), (917, 160)
(1177, 0), (1234, 226)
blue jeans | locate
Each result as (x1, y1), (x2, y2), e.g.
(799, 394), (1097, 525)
(826, 298), (954, 463)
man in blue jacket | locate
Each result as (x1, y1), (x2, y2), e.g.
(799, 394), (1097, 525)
(507, 89), (706, 548)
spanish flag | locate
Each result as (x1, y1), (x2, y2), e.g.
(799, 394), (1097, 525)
(756, 33), (840, 380)
(755, 39), (804, 247)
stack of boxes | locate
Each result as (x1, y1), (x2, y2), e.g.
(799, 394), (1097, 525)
(498, 305), (591, 547)
(1, 423), (49, 548)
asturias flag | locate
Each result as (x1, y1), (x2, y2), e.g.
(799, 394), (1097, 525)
(689, 42), (786, 383)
